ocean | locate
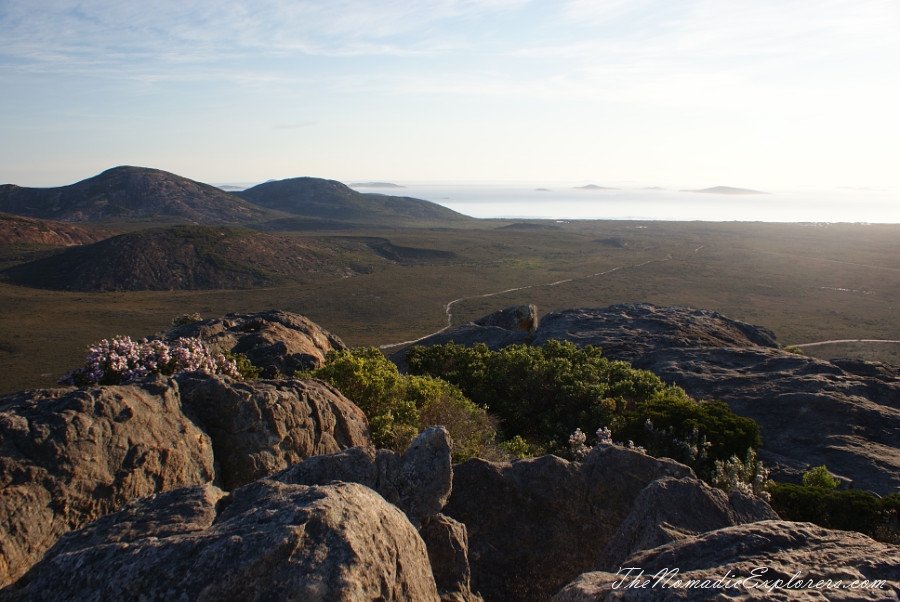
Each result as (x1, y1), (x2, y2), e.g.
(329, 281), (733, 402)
(351, 183), (900, 223)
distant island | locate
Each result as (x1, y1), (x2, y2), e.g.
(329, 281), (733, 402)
(534, 188), (551, 192)
(681, 186), (767, 195)
(350, 182), (405, 189)
(574, 184), (618, 190)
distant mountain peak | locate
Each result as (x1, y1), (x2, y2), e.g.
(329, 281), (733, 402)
(0, 166), (272, 224)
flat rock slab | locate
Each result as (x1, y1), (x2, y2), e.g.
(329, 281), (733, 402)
(553, 520), (900, 601)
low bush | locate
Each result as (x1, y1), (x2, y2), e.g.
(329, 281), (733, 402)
(769, 481), (900, 543)
(299, 347), (500, 461)
(406, 340), (760, 477)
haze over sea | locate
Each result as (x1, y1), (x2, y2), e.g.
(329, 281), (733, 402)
(351, 183), (900, 223)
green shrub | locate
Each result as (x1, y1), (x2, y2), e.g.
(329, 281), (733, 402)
(406, 339), (761, 477)
(300, 347), (499, 461)
(802, 465), (839, 489)
(224, 351), (261, 380)
(769, 482), (900, 543)
(710, 449), (770, 500)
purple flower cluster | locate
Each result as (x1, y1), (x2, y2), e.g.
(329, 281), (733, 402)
(59, 335), (239, 386)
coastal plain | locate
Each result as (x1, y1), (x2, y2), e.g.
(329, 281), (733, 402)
(2, 218), (899, 394)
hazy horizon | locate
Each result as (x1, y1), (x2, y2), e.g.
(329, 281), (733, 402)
(3, 0), (899, 211)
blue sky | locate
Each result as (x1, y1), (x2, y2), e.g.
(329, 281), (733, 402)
(2, 0), (899, 191)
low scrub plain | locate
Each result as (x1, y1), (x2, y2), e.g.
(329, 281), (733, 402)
(2, 220), (900, 393)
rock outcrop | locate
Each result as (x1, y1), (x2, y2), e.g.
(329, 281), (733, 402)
(177, 374), (371, 490)
(403, 303), (900, 494)
(165, 309), (347, 376)
(552, 520), (900, 601)
(0, 370), (371, 585)
(0, 481), (441, 602)
(474, 304), (539, 334)
(0, 376), (215, 588)
(271, 427), (480, 602)
(271, 426), (452, 529)
(443, 446), (698, 602)
(597, 476), (779, 571)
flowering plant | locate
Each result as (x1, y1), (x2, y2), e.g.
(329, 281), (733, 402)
(567, 426), (636, 460)
(60, 335), (239, 386)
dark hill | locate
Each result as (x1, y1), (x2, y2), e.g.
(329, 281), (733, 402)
(237, 177), (473, 227)
(0, 166), (273, 224)
(0, 225), (353, 291)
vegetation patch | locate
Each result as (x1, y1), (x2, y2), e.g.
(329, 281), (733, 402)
(405, 339), (760, 477)
(299, 347), (500, 462)
(770, 468), (900, 543)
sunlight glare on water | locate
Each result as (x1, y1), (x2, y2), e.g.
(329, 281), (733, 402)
(354, 183), (900, 223)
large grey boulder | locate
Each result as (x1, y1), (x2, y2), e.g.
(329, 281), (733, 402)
(0, 376), (215, 588)
(270, 427), (480, 601)
(166, 309), (347, 376)
(0, 480), (441, 602)
(442, 445), (695, 602)
(597, 476), (779, 571)
(552, 520), (900, 601)
(177, 374), (371, 490)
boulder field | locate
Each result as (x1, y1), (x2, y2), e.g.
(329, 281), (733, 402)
(0, 308), (897, 600)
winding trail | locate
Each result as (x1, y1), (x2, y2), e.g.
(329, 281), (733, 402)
(793, 339), (900, 348)
(380, 252), (678, 350)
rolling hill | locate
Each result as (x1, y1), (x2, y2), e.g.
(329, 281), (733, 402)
(237, 177), (474, 227)
(0, 166), (274, 224)
(0, 225), (362, 291)
(0, 168), (476, 229)
(0, 212), (110, 247)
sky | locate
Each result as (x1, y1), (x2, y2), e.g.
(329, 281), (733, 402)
(2, 0), (899, 192)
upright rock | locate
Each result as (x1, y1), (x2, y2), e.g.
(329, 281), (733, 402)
(271, 426), (452, 528)
(421, 513), (482, 602)
(0, 481), (441, 602)
(396, 425), (454, 528)
(166, 310), (347, 376)
(270, 427), (480, 601)
(177, 374), (371, 490)
(0, 376), (215, 588)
